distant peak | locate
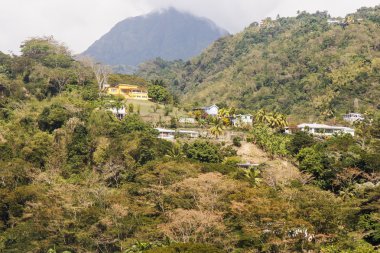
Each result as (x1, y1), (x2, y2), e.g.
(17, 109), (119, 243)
(82, 6), (229, 67)
(150, 7), (190, 16)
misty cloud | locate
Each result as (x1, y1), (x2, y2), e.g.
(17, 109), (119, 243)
(0, 0), (378, 54)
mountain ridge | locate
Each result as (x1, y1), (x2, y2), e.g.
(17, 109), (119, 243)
(82, 8), (229, 69)
(137, 6), (380, 121)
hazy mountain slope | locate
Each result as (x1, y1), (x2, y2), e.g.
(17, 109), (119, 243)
(138, 6), (380, 120)
(82, 8), (228, 68)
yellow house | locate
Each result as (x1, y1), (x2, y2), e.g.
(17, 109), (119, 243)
(106, 84), (149, 100)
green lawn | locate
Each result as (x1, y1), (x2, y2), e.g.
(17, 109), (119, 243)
(124, 99), (188, 125)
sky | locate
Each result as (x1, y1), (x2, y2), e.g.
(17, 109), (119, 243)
(0, 0), (379, 54)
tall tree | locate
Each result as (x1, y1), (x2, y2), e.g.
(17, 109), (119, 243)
(79, 56), (111, 92)
(209, 117), (224, 139)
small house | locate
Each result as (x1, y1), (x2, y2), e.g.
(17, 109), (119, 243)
(179, 117), (196, 124)
(327, 19), (341, 24)
(177, 130), (199, 138)
(343, 113), (364, 123)
(193, 104), (219, 116)
(155, 128), (175, 140)
(232, 114), (253, 127)
(106, 84), (149, 100)
(297, 123), (355, 136)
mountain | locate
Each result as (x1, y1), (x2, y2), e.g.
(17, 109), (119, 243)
(82, 8), (229, 69)
(137, 6), (380, 121)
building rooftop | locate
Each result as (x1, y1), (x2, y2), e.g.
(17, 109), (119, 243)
(155, 128), (176, 133)
(298, 123), (354, 131)
(237, 162), (260, 168)
(193, 104), (218, 110)
(178, 130), (199, 134)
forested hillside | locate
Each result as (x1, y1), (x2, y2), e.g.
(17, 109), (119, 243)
(0, 27), (379, 253)
(138, 6), (380, 121)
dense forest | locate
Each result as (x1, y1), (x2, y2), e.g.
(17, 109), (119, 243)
(138, 6), (380, 121)
(0, 12), (379, 253)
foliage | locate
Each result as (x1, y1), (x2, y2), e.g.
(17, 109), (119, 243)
(38, 103), (71, 132)
(148, 85), (172, 104)
(0, 24), (379, 253)
(121, 114), (157, 134)
(138, 8), (380, 120)
(183, 141), (222, 163)
(250, 124), (290, 158)
(232, 136), (242, 147)
(254, 109), (288, 129)
(297, 147), (329, 180)
(65, 125), (91, 175)
(288, 131), (315, 155)
(21, 132), (53, 168)
(108, 73), (149, 86)
(144, 243), (223, 253)
(209, 117), (225, 138)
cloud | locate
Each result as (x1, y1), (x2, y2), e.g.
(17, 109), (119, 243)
(132, 0), (281, 32)
(0, 0), (152, 54)
(0, 0), (378, 54)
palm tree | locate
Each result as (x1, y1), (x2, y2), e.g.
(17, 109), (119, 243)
(255, 110), (288, 129)
(198, 118), (207, 129)
(209, 117), (224, 139)
(218, 108), (234, 126)
(255, 109), (266, 124)
(271, 112), (288, 129)
(165, 143), (185, 159)
(244, 167), (262, 186)
(218, 108), (232, 118)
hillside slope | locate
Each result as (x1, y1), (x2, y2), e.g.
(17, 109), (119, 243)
(138, 6), (380, 120)
(1, 37), (380, 252)
(82, 8), (228, 68)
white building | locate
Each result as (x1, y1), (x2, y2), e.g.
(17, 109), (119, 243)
(179, 117), (196, 124)
(343, 113), (364, 123)
(194, 105), (219, 116)
(232, 114), (253, 127)
(109, 107), (126, 120)
(297, 123), (355, 136)
(177, 130), (199, 138)
(327, 19), (341, 24)
(155, 128), (176, 140)
(155, 128), (199, 140)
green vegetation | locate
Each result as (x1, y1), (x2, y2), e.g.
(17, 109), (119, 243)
(148, 83), (173, 104)
(138, 6), (380, 121)
(250, 124), (290, 158)
(183, 141), (227, 163)
(0, 20), (379, 253)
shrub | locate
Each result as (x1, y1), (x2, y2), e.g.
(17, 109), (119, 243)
(38, 103), (71, 132)
(145, 243), (223, 253)
(233, 136), (242, 147)
(0, 143), (13, 161)
(121, 114), (156, 134)
(183, 141), (222, 163)
(66, 125), (91, 175)
(251, 124), (290, 157)
(220, 145), (237, 157)
(128, 103), (134, 113)
(287, 131), (315, 155)
(148, 85), (172, 104)
(21, 132), (53, 168)
(81, 87), (98, 101)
